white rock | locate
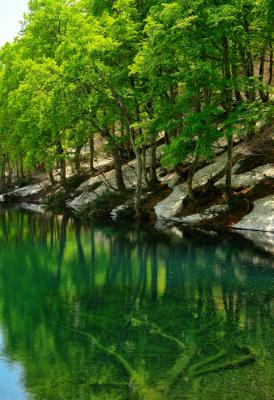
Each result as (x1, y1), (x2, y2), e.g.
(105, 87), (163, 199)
(238, 230), (274, 256)
(111, 201), (134, 221)
(68, 184), (107, 211)
(4, 182), (50, 202)
(154, 183), (188, 219)
(217, 163), (274, 190)
(170, 204), (229, 225)
(75, 162), (138, 195)
(192, 152), (228, 187)
(233, 195), (274, 232)
(18, 203), (46, 214)
(154, 152), (230, 220)
(159, 171), (181, 188)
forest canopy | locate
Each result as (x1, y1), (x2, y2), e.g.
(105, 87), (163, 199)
(0, 0), (273, 210)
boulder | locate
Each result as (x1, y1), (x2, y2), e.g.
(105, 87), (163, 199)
(17, 203), (46, 214)
(168, 204), (229, 225)
(216, 163), (274, 190)
(233, 195), (274, 232)
(154, 183), (188, 219)
(238, 230), (274, 256)
(159, 170), (181, 188)
(192, 152), (229, 187)
(68, 161), (138, 211)
(68, 184), (107, 211)
(111, 201), (135, 221)
(154, 152), (230, 220)
(2, 182), (50, 203)
(75, 162), (138, 194)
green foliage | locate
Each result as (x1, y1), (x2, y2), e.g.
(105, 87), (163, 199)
(45, 188), (69, 212)
(0, 0), (272, 197)
(225, 193), (250, 211)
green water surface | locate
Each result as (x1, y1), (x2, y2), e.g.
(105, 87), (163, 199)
(0, 207), (273, 400)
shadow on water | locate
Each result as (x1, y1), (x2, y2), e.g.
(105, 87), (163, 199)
(0, 207), (274, 399)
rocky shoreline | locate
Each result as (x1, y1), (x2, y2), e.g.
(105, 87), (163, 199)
(1, 137), (274, 255)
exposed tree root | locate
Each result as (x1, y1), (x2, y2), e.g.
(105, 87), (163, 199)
(46, 318), (257, 400)
(155, 351), (196, 397)
(132, 318), (187, 350)
(188, 349), (227, 375)
(189, 353), (256, 378)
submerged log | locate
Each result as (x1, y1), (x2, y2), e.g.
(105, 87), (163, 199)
(190, 354), (256, 378)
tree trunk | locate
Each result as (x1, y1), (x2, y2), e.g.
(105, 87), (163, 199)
(223, 37), (234, 196)
(225, 136), (233, 196)
(0, 158), (6, 190)
(231, 50), (243, 103)
(241, 13), (256, 101)
(142, 146), (149, 187)
(57, 141), (66, 186)
(20, 158), (24, 179)
(16, 162), (20, 180)
(74, 146), (81, 175)
(110, 83), (143, 218)
(149, 139), (159, 186)
(111, 140), (126, 193)
(238, 44), (255, 101)
(49, 170), (55, 186)
(268, 43), (273, 87)
(89, 136), (95, 172)
(7, 156), (12, 187)
(258, 48), (268, 102)
(129, 128), (143, 219)
(187, 157), (199, 202)
(135, 148), (143, 220)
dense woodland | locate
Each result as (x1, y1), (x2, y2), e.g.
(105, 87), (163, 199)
(0, 0), (273, 215)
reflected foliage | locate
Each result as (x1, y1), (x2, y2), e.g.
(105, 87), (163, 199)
(0, 208), (274, 399)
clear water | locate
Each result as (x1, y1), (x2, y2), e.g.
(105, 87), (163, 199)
(0, 207), (273, 400)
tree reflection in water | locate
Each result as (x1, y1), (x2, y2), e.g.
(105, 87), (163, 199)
(0, 207), (273, 400)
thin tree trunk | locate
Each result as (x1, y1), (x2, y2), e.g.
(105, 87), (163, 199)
(238, 44), (255, 101)
(268, 43), (273, 86)
(258, 48), (268, 102)
(16, 162), (20, 180)
(149, 139), (159, 186)
(225, 136), (233, 196)
(74, 146), (81, 175)
(49, 170), (55, 186)
(223, 37), (234, 196)
(130, 129), (143, 219)
(0, 158), (6, 190)
(111, 143), (126, 193)
(231, 49), (243, 103)
(110, 83), (143, 218)
(20, 158), (24, 178)
(57, 141), (66, 186)
(187, 157), (199, 202)
(242, 14), (256, 101)
(7, 156), (12, 187)
(109, 125), (126, 193)
(142, 146), (149, 187)
(89, 136), (95, 172)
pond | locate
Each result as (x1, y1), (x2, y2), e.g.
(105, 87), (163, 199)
(0, 207), (273, 400)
